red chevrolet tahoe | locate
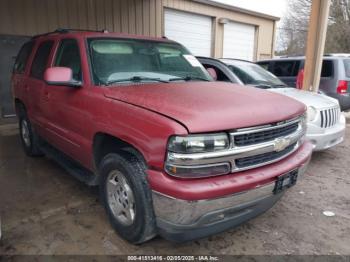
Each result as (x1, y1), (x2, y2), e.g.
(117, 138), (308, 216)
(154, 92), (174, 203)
(12, 29), (313, 243)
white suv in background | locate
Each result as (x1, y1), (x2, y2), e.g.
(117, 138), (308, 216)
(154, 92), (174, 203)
(269, 86), (346, 151)
(198, 57), (346, 151)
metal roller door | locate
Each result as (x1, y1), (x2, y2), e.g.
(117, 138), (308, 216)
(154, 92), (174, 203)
(164, 9), (212, 56)
(223, 21), (256, 61)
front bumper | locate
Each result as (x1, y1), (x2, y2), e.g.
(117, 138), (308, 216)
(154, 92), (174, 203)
(155, 190), (283, 242)
(306, 114), (346, 151)
(149, 142), (312, 242)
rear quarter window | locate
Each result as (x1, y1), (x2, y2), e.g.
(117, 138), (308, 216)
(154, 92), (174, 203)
(257, 62), (270, 70)
(343, 59), (350, 78)
(321, 60), (334, 78)
(13, 41), (34, 74)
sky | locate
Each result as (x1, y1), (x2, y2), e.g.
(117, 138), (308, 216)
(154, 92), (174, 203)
(211, 0), (288, 18)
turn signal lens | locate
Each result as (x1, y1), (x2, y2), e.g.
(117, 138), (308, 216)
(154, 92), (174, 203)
(165, 163), (231, 178)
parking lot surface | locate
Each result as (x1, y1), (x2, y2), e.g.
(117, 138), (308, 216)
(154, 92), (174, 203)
(0, 119), (349, 255)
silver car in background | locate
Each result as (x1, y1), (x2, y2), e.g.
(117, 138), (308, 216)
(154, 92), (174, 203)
(198, 57), (346, 151)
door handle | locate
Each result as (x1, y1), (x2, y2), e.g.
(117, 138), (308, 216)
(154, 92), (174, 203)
(44, 91), (50, 100)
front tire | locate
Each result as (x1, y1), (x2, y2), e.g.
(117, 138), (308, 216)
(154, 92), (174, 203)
(99, 153), (156, 244)
(18, 108), (43, 157)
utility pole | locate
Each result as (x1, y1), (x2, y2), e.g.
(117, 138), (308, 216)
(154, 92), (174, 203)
(302, 0), (331, 92)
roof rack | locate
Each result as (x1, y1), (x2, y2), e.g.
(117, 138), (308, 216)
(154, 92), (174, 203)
(32, 28), (108, 39)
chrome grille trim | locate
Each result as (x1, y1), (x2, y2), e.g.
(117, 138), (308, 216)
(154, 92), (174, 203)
(320, 107), (340, 128)
(166, 115), (306, 173)
(231, 116), (300, 136)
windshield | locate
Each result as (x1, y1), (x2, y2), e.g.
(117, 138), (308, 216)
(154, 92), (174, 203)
(88, 38), (211, 85)
(228, 63), (286, 88)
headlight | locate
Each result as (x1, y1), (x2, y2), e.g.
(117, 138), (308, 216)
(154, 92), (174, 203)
(307, 106), (317, 122)
(167, 133), (229, 153)
(166, 133), (230, 178)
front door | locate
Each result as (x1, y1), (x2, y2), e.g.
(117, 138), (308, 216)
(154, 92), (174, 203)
(42, 38), (90, 166)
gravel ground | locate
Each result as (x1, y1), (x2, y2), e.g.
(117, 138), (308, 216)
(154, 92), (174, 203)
(0, 118), (349, 255)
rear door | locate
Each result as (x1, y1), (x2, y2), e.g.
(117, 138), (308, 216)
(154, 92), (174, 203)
(12, 40), (35, 113)
(271, 60), (301, 87)
(26, 40), (55, 135)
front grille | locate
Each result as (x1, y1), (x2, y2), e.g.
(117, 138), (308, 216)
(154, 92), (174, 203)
(235, 142), (297, 168)
(320, 108), (339, 128)
(234, 122), (299, 146)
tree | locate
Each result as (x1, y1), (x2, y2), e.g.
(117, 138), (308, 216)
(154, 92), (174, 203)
(276, 0), (350, 56)
(325, 0), (350, 52)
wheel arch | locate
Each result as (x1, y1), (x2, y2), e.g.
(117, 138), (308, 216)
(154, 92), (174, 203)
(92, 132), (147, 170)
(14, 98), (26, 114)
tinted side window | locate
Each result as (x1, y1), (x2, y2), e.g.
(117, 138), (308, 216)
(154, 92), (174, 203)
(13, 41), (34, 74)
(202, 63), (231, 82)
(273, 61), (300, 77)
(258, 62), (270, 70)
(321, 60), (334, 78)
(30, 41), (54, 79)
(54, 39), (82, 81)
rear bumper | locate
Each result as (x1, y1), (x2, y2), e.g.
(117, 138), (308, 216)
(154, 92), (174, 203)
(148, 142), (313, 242)
(306, 114), (346, 151)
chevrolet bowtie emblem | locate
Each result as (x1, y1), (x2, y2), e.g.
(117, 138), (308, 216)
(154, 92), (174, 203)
(274, 138), (290, 152)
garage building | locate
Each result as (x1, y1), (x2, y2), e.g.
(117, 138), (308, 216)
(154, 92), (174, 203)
(0, 0), (279, 117)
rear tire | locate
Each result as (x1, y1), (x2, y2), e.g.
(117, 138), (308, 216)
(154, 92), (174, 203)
(18, 107), (43, 157)
(99, 152), (156, 244)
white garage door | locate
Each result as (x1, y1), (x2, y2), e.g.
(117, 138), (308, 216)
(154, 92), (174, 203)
(164, 9), (212, 56)
(223, 21), (256, 61)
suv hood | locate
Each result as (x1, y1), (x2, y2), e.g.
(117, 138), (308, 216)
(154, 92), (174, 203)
(104, 82), (305, 133)
(269, 88), (339, 109)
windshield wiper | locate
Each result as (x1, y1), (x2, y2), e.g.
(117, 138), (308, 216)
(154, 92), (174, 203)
(252, 84), (272, 89)
(272, 84), (287, 88)
(105, 76), (169, 85)
(169, 76), (210, 82)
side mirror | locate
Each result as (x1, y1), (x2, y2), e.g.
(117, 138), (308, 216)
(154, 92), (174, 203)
(206, 67), (217, 81)
(44, 67), (81, 87)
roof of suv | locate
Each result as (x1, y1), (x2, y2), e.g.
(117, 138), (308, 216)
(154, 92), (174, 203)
(32, 28), (174, 43)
